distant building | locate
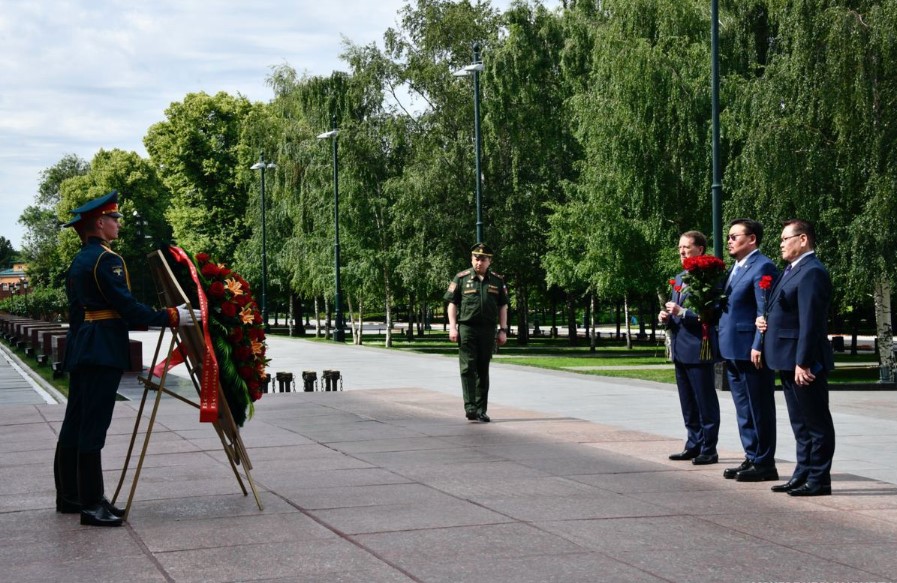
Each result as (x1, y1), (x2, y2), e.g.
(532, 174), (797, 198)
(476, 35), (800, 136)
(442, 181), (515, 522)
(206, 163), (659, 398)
(0, 263), (29, 299)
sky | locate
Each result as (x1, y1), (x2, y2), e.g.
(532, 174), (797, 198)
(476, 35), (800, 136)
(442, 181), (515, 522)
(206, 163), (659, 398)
(0, 0), (527, 252)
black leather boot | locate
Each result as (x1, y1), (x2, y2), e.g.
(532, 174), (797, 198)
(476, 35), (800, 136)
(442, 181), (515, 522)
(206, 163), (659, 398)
(78, 452), (123, 527)
(55, 444), (81, 514)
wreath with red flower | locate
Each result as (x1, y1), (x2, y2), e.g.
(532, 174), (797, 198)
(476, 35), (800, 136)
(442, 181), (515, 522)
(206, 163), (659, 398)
(193, 251), (268, 426)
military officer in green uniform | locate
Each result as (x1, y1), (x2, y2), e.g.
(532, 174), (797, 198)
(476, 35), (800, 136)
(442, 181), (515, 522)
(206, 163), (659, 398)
(445, 243), (509, 422)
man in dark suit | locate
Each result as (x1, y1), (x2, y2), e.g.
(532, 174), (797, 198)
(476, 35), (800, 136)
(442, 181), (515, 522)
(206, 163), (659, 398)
(55, 191), (198, 526)
(718, 219), (779, 482)
(659, 230), (720, 465)
(758, 219), (835, 496)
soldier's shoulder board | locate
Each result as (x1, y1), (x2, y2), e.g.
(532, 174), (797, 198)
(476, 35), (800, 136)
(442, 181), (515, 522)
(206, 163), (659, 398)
(456, 269), (471, 278)
(490, 272), (504, 280)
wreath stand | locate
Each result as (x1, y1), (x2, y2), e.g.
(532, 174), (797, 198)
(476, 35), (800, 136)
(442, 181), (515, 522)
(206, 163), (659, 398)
(112, 250), (263, 519)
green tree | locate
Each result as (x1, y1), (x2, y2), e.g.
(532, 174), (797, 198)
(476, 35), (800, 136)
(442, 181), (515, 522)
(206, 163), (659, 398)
(144, 91), (253, 264)
(726, 0), (897, 374)
(548, 0), (713, 345)
(0, 236), (16, 268)
(18, 154), (89, 287)
(57, 149), (172, 303)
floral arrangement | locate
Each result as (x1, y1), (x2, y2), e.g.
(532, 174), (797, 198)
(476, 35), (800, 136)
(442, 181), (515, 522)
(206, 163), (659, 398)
(680, 254), (728, 360)
(193, 251), (268, 426)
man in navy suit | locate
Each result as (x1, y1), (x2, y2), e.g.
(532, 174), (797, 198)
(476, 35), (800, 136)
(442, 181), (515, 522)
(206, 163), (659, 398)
(718, 219), (779, 482)
(659, 230), (720, 465)
(758, 219), (835, 496)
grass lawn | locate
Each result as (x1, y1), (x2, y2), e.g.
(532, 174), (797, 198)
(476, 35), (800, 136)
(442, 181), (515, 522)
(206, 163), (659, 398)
(0, 336), (69, 397)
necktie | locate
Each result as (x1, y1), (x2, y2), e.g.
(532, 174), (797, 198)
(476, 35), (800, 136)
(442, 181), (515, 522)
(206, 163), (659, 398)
(727, 264), (739, 286)
(783, 263), (793, 277)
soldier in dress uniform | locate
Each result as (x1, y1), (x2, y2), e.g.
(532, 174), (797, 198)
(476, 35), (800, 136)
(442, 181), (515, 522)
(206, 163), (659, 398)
(54, 191), (199, 527)
(444, 243), (509, 422)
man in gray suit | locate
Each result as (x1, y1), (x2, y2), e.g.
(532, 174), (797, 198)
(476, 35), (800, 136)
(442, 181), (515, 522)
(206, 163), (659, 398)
(718, 219), (778, 482)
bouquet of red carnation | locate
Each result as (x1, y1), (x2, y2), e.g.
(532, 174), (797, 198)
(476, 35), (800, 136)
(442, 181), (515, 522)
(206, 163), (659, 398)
(757, 274), (774, 343)
(681, 255), (728, 360)
(193, 252), (268, 426)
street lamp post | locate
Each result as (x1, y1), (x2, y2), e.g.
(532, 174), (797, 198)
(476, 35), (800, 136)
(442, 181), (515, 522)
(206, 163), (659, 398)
(710, 0), (723, 258)
(317, 119), (345, 342)
(251, 153), (276, 330)
(453, 43), (486, 243)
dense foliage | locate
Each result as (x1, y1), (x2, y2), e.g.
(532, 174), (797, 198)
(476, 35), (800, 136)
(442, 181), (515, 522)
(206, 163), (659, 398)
(14, 0), (897, 371)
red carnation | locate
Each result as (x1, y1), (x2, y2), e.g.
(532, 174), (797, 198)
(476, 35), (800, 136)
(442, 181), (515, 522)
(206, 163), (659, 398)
(668, 278), (676, 287)
(201, 262), (221, 278)
(220, 267), (232, 277)
(208, 281), (226, 298)
(234, 346), (253, 362)
(221, 301), (238, 318)
(758, 275), (774, 290)
(195, 252), (210, 264)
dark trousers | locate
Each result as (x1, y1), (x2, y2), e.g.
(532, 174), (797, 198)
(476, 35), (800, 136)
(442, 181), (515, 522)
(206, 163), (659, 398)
(674, 361), (720, 455)
(726, 359), (777, 466)
(458, 323), (495, 414)
(780, 370), (835, 486)
(58, 366), (123, 452)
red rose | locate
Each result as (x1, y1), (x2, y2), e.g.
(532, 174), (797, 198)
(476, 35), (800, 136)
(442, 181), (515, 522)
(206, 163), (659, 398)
(221, 301), (238, 318)
(219, 267), (232, 276)
(249, 389), (262, 402)
(236, 294), (251, 306)
(209, 281), (225, 298)
(195, 252), (209, 264)
(253, 311), (262, 324)
(248, 328), (263, 341)
(229, 327), (243, 343)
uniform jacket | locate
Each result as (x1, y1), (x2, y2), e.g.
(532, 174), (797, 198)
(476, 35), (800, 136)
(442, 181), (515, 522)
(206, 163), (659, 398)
(764, 253), (834, 373)
(667, 271), (720, 364)
(718, 251), (778, 361)
(64, 237), (172, 371)
(444, 269), (508, 326)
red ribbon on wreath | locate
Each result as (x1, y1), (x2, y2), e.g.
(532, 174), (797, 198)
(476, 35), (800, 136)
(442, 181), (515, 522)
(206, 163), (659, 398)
(168, 245), (220, 422)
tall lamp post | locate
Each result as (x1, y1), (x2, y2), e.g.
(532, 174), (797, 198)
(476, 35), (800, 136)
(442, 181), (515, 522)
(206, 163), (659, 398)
(317, 119), (345, 342)
(710, 0), (723, 258)
(453, 43), (486, 244)
(250, 153), (276, 330)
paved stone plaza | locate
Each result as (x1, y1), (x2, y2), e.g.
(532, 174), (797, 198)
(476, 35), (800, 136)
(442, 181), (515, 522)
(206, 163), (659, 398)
(2, 333), (897, 582)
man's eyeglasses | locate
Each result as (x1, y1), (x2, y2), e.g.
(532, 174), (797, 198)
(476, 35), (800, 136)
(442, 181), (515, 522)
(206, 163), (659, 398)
(780, 234), (802, 243)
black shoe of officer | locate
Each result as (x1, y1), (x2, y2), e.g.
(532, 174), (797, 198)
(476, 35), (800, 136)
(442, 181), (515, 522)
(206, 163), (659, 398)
(466, 411), (477, 421)
(80, 502), (123, 527)
(477, 413), (491, 423)
(102, 497), (125, 518)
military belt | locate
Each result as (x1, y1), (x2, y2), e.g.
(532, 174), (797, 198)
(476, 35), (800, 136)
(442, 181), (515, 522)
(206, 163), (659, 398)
(84, 309), (122, 322)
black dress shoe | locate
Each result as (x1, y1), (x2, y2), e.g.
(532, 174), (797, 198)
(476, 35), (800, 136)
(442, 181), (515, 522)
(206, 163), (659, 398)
(466, 411), (477, 421)
(735, 465), (779, 482)
(787, 483), (832, 497)
(80, 503), (124, 527)
(669, 449), (699, 461)
(691, 454), (719, 465)
(103, 497), (125, 518)
(723, 459), (751, 479)
(477, 413), (491, 423)
(771, 478), (806, 493)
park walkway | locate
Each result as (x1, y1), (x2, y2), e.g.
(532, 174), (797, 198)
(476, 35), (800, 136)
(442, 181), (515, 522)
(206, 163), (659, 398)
(1, 331), (896, 581)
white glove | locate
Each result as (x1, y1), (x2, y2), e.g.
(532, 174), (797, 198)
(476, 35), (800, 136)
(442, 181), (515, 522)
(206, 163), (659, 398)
(176, 304), (202, 327)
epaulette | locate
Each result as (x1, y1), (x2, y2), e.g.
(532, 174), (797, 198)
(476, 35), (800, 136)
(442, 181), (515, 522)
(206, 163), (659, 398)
(491, 272), (504, 280)
(457, 269), (471, 277)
